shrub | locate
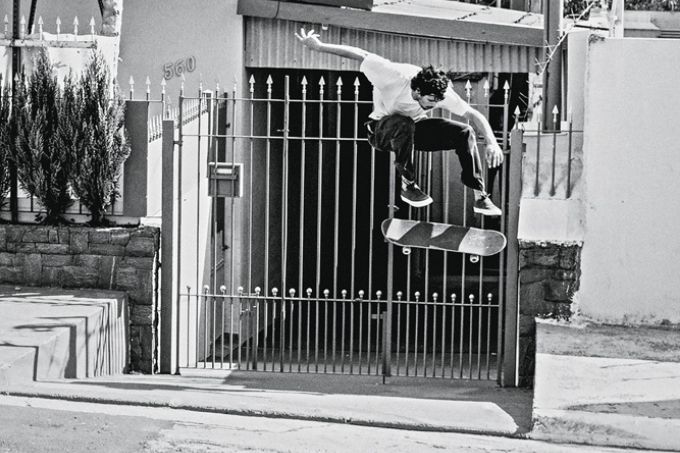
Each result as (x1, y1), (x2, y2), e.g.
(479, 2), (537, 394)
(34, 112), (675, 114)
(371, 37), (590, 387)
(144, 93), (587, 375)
(0, 79), (11, 210)
(69, 50), (130, 226)
(13, 51), (74, 224)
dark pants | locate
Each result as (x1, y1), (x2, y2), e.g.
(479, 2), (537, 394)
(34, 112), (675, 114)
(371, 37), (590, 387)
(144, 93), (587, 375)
(366, 115), (486, 192)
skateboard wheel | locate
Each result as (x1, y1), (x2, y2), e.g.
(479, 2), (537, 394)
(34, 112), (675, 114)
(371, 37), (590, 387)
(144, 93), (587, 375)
(469, 254), (480, 263)
(402, 247), (412, 256)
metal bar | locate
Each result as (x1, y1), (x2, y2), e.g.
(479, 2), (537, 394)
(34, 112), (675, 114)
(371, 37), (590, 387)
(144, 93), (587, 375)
(534, 122), (541, 196)
(341, 293), (347, 373)
(550, 119), (558, 197)
(423, 298), (429, 377)
(230, 88), (238, 294)
(298, 294), (302, 372)
(264, 81), (272, 295)
(414, 292), (420, 376)
(367, 296), (372, 375)
(486, 293), (492, 379)
(248, 82), (255, 293)
(375, 296), (381, 375)
(211, 294), (216, 368)
(405, 293), (411, 376)
(497, 86), (511, 385)
(263, 295), (268, 371)
(306, 289), (312, 372)
(315, 295), (320, 373)
(323, 290), (329, 372)
(567, 118), (573, 198)
(279, 292), (285, 372)
(332, 294), (338, 373)
(332, 81), (341, 299)
(299, 82), (308, 296)
(289, 292), (294, 372)
(350, 293), (356, 374)
(281, 76), (291, 373)
(396, 292), (402, 375)
(432, 295), (438, 377)
(351, 82), (359, 299)
(468, 294), (474, 379)
(359, 294), (364, 374)
(220, 288), (226, 369)
(203, 287), (209, 368)
(315, 82), (325, 299)
(196, 90), (203, 298)
(449, 293), (457, 379)
(239, 293), (244, 370)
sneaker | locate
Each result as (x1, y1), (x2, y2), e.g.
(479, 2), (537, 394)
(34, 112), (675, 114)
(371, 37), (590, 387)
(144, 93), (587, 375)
(473, 195), (502, 216)
(401, 181), (433, 208)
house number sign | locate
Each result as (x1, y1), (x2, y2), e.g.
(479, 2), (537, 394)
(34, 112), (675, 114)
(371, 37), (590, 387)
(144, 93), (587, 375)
(163, 56), (197, 80)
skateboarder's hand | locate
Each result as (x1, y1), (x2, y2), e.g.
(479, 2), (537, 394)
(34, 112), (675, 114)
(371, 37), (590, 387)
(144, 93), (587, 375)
(295, 28), (323, 51)
(484, 143), (504, 168)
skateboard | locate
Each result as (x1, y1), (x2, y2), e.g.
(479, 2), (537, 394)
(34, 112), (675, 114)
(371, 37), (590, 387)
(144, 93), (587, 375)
(381, 218), (507, 256)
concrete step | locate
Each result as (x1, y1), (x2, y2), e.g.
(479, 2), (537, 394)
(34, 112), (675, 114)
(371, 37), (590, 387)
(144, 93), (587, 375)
(0, 286), (128, 388)
(531, 319), (680, 451)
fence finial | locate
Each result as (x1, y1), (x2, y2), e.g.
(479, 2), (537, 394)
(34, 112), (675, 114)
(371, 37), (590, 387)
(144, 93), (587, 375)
(145, 76), (151, 99)
(513, 105), (521, 122)
(89, 17), (96, 37)
(353, 77), (360, 95)
(128, 76), (134, 99)
(3, 15), (8, 38)
(301, 75), (308, 94)
(19, 15), (26, 38)
(483, 79), (490, 98)
(55, 17), (61, 38)
(552, 105), (559, 124)
(160, 78), (166, 96)
(73, 16), (79, 36)
(37, 16), (43, 40)
(465, 80), (472, 101)
(232, 75), (238, 93)
(266, 74), (273, 95)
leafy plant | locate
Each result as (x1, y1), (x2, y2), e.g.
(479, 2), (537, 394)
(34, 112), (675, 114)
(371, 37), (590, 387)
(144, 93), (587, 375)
(0, 78), (11, 210)
(69, 50), (130, 226)
(13, 51), (74, 224)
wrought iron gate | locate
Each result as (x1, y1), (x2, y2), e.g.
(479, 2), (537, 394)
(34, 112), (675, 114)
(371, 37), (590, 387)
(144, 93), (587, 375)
(164, 71), (521, 385)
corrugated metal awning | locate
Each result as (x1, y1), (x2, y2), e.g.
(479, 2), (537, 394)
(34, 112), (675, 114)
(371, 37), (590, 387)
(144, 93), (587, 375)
(245, 17), (540, 73)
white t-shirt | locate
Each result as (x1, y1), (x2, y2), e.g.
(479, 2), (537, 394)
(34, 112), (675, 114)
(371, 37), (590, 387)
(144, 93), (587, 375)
(359, 53), (470, 122)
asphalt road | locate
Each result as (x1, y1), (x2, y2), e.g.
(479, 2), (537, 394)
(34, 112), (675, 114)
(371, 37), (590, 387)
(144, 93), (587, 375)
(0, 396), (665, 453)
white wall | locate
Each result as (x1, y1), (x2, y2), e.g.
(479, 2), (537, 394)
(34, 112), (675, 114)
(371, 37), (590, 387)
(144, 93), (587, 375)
(118, 0), (244, 100)
(578, 37), (680, 324)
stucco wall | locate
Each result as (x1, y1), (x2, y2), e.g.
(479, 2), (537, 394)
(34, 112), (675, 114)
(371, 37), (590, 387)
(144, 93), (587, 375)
(118, 0), (244, 99)
(578, 37), (680, 324)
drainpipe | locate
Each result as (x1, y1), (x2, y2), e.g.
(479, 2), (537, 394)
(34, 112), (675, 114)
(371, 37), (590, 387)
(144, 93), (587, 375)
(541, 0), (562, 132)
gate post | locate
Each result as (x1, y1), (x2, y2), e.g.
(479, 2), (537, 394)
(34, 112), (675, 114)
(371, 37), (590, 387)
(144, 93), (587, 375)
(160, 119), (177, 374)
(501, 129), (524, 387)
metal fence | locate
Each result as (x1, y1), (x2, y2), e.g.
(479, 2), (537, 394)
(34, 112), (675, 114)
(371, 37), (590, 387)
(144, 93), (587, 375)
(166, 71), (521, 384)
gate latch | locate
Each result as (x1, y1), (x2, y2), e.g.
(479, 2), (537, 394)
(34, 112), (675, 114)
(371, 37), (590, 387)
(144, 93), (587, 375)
(208, 162), (243, 198)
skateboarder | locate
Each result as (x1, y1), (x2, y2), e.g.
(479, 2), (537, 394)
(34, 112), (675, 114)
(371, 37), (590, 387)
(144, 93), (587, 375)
(295, 28), (503, 216)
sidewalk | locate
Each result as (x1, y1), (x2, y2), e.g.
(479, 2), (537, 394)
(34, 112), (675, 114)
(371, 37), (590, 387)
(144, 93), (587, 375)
(531, 319), (680, 451)
(1, 370), (532, 437)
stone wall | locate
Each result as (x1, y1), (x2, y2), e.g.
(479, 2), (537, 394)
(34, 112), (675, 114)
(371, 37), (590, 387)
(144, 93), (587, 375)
(0, 224), (160, 373)
(518, 240), (582, 386)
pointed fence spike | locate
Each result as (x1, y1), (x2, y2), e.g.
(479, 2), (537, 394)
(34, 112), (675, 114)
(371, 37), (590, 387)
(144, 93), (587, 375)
(336, 76), (343, 86)
(301, 76), (308, 85)
(129, 76), (134, 86)
(514, 105), (521, 116)
(465, 80), (472, 89)
(353, 77), (361, 86)
(318, 76), (325, 86)
(503, 80), (511, 90)
(266, 75), (273, 84)
(552, 105), (559, 114)
(249, 74), (255, 84)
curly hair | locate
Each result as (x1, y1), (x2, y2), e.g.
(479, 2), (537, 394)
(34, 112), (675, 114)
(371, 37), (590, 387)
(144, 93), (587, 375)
(410, 65), (449, 101)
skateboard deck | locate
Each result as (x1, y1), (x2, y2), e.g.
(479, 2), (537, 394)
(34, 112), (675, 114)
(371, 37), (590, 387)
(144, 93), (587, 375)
(381, 218), (507, 256)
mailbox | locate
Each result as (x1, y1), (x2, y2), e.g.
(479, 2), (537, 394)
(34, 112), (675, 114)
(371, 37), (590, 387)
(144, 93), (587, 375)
(208, 162), (243, 197)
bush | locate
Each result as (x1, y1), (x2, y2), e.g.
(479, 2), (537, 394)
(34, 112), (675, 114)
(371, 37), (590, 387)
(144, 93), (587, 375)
(68, 50), (130, 226)
(13, 51), (74, 224)
(0, 79), (11, 210)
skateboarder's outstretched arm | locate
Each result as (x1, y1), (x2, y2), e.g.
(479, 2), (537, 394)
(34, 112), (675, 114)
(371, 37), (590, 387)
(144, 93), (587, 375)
(295, 28), (370, 62)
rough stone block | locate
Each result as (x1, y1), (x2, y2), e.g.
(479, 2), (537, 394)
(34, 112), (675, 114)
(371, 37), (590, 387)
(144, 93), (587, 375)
(559, 247), (582, 270)
(122, 256), (154, 270)
(0, 252), (14, 266)
(60, 266), (99, 288)
(48, 229), (59, 244)
(115, 267), (140, 291)
(41, 267), (62, 286)
(42, 254), (73, 267)
(519, 315), (536, 337)
(90, 230), (111, 244)
(0, 227), (6, 250)
(89, 243), (126, 256)
(545, 279), (576, 302)
(36, 243), (71, 255)
(520, 245), (559, 268)
(131, 227), (160, 239)
(6, 227), (24, 243)
(0, 266), (22, 283)
(58, 228), (70, 244)
(552, 269), (579, 281)
(519, 268), (551, 285)
(131, 305), (153, 325)
(70, 232), (89, 253)
(15, 243), (36, 253)
(125, 237), (155, 257)
(22, 227), (49, 243)
(74, 254), (102, 269)
(110, 231), (131, 246)
(23, 253), (42, 285)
